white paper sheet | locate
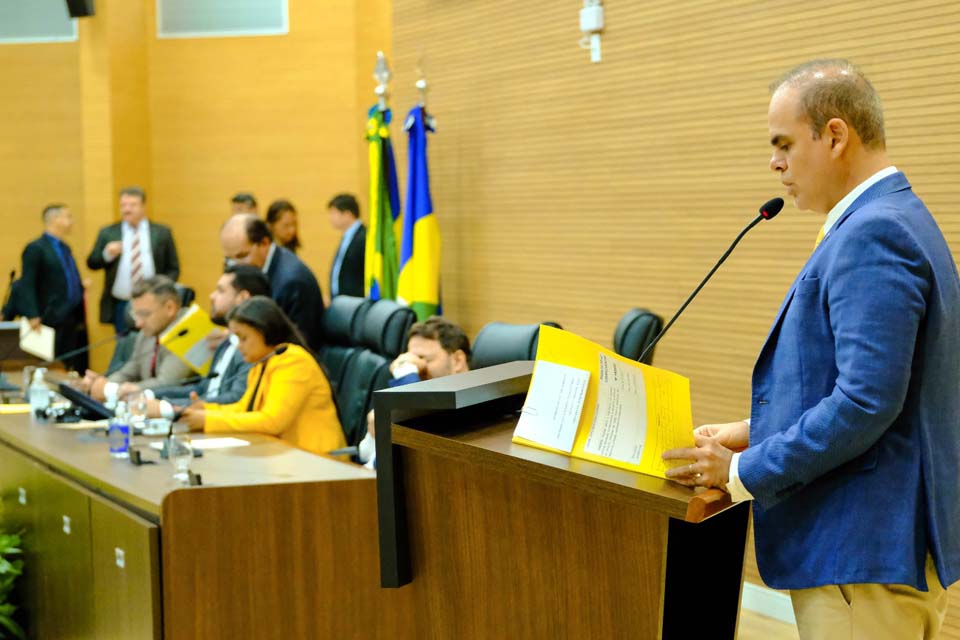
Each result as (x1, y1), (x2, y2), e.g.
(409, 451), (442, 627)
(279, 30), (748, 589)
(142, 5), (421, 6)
(149, 437), (250, 451)
(584, 352), (648, 464)
(514, 360), (589, 453)
(19, 317), (55, 361)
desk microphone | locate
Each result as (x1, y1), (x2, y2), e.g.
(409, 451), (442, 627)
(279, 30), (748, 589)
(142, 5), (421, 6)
(170, 344), (288, 419)
(637, 197), (784, 363)
(245, 345), (289, 411)
(177, 371), (219, 386)
(53, 327), (133, 368)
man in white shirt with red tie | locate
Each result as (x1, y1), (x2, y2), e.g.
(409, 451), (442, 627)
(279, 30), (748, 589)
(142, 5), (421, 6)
(87, 186), (180, 334)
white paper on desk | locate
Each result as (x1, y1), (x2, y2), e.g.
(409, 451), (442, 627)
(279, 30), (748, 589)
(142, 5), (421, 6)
(55, 419), (109, 430)
(149, 437), (250, 451)
(19, 317), (55, 361)
(584, 352), (648, 465)
(514, 360), (589, 453)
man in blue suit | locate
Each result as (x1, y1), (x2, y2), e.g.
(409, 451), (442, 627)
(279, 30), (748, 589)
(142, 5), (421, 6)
(664, 59), (959, 638)
(220, 213), (325, 351)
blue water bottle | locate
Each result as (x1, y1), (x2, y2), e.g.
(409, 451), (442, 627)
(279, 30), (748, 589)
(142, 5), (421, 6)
(108, 400), (131, 459)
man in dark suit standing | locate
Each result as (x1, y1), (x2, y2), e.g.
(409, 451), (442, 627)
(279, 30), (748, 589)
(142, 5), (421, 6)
(327, 193), (366, 298)
(219, 213), (325, 351)
(19, 204), (88, 371)
(87, 186), (180, 334)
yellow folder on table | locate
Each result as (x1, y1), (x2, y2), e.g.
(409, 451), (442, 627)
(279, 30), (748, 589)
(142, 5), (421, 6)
(159, 304), (218, 375)
(512, 325), (695, 479)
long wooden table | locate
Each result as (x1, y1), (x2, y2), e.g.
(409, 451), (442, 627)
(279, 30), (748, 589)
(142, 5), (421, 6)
(0, 414), (414, 639)
(1, 361), (749, 639)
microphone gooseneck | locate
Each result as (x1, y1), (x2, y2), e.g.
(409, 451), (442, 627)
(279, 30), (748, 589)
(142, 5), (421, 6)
(54, 327), (132, 366)
(637, 198), (784, 363)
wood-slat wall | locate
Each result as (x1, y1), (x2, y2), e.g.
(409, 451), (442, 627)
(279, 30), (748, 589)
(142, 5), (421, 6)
(391, 0), (960, 633)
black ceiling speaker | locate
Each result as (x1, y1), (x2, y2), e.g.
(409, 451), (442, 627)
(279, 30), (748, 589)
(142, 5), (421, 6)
(65, 0), (95, 18)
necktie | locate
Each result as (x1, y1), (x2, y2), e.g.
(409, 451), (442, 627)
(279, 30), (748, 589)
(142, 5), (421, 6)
(814, 225), (826, 250)
(130, 231), (143, 287)
(150, 339), (159, 377)
(62, 245), (82, 307)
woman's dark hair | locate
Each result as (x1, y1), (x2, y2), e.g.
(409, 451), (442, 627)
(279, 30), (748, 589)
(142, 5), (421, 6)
(265, 199), (301, 252)
(226, 296), (307, 349)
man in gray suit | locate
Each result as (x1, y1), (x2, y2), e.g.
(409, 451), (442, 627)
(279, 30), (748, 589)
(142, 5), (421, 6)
(140, 265), (271, 417)
(87, 186), (180, 334)
(80, 275), (192, 402)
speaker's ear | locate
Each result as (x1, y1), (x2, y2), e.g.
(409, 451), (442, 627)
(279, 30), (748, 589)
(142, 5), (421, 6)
(65, 0), (95, 18)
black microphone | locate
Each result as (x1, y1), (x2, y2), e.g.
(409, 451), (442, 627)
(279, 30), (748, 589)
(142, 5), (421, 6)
(177, 371), (219, 386)
(637, 197), (784, 363)
(171, 344), (289, 419)
(244, 345), (289, 411)
(55, 327), (133, 367)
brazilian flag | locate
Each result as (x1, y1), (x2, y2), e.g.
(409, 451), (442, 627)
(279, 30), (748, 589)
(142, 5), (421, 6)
(397, 105), (441, 320)
(364, 105), (401, 301)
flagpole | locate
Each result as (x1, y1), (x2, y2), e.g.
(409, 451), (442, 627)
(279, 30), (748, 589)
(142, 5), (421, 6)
(374, 51), (391, 112)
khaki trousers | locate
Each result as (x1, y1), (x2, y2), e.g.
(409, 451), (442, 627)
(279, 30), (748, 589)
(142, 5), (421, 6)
(790, 555), (948, 640)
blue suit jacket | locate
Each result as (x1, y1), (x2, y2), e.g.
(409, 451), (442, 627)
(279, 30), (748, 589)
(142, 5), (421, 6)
(741, 172), (960, 591)
(266, 245), (325, 352)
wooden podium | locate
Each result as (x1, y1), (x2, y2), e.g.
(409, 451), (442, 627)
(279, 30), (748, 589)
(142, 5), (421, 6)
(375, 361), (750, 639)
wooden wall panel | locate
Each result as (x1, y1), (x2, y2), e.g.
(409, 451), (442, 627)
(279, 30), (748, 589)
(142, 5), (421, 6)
(144, 0), (390, 304)
(0, 42), (83, 328)
(391, 0), (960, 634)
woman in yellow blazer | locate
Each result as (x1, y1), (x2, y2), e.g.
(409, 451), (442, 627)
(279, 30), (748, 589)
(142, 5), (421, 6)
(180, 296), (345, 456)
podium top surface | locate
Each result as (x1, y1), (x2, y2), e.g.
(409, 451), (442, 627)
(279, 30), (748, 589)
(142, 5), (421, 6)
(379, 361), (732, 524)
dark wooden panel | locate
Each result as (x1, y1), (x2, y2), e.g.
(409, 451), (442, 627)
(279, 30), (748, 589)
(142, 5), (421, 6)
(400, 445), (669, 639)
(161, 479), (416, 640)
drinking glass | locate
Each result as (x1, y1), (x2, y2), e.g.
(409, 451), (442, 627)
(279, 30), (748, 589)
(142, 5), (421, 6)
(125, 391), (148, 437)
(168, 434), (193, 484)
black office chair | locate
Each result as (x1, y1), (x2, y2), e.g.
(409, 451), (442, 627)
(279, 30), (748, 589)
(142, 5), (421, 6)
(470, 321), (562, 369)
(357, 299), (417, 359)
(317, 296), (373, 392)
(175, 284), (196, 308)
(335, 299), (415, 447)
(613, 308), (663, 365)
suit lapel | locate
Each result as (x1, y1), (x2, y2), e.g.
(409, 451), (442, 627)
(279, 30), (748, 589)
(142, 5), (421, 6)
(754, 173), (912, 367)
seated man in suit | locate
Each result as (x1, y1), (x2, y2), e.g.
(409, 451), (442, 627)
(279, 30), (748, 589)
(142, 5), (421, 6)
(79, 275), (193, 402)
(126, 265), (271, 418)
(327, 193), (366, 299)
(219, 213), (325, 352)
(18, 204), (88, 372)
(358, 316), (471, 468)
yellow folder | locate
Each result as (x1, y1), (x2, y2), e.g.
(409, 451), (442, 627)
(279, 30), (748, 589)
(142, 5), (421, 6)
(159, 304), (219, 375)
(513, 325), (696, 479)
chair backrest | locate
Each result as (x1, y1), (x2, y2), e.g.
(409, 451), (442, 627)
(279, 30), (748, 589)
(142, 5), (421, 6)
(358, 299), (417, 359)
(317, 296), (373, 392)
(336, 349), (391, 447)
(322, 296), (373, 347)
(470, 321), (562, 369)
(175, 284), (196, 308)
(106, 331), (139, 376)
(613, 308), (664, 365)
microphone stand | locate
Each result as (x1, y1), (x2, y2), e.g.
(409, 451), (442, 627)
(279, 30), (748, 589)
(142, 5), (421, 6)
(638, 198), (784, 363)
